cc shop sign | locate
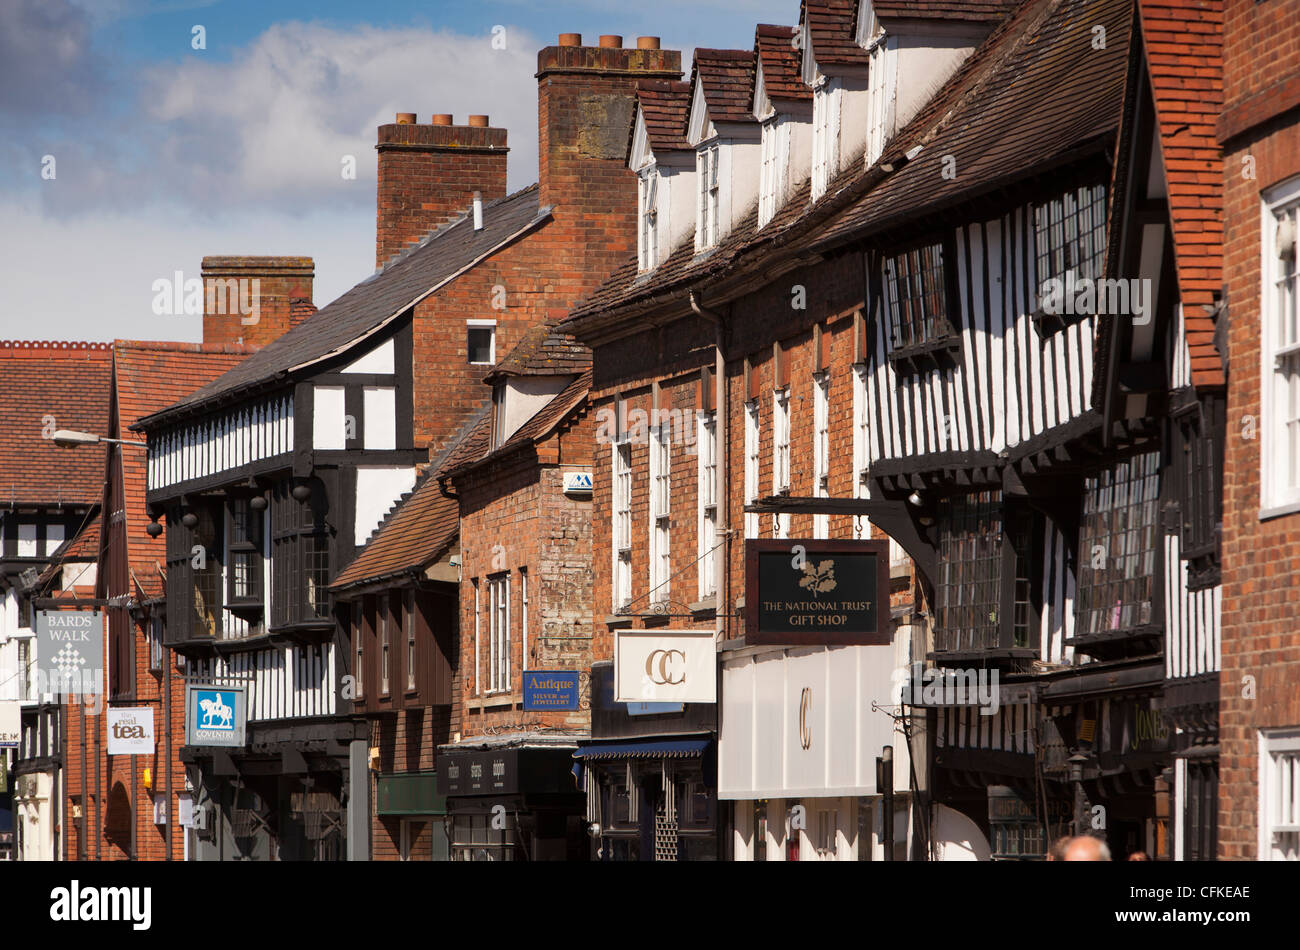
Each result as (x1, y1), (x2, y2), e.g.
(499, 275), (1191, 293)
(614, 629), (717, 704)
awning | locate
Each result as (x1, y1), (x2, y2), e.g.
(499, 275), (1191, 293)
(572, 738), (711, 761)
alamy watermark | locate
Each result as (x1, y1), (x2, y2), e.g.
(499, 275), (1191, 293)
(151, 271), (261, 324)
(1040, 273), (1152, 326)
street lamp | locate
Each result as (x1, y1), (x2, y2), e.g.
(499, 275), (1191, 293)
(52, 429), (147, 449)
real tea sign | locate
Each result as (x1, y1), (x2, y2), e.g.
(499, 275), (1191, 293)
(744, 539), (890, 646)
(106, 707), (155, 755)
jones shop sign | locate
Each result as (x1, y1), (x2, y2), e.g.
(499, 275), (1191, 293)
(185, 684), (247, 747)
(745, 539), (890, 646)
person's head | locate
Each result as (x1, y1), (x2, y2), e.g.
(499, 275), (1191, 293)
(1127, 851), (1150, 861)
(1047, 836), (1071, 861)
(1062, 835), (1112, 861)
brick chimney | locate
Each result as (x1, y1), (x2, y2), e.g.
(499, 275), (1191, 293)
(200, 256), (314, 347)
(536, 34), (681, 280)
(375, 114), (509, 268)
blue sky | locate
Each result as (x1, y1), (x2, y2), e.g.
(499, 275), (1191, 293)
(0, 0), (795, 342)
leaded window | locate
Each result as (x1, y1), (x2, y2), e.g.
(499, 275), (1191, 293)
(883, 242), (952, 351)
(226, 497), (263, 605)
(1034, 183), (1107, 289)
(937, 491), (1005, 652)
(271, 479), (332, 628)
(1076, 451), (1161, 636)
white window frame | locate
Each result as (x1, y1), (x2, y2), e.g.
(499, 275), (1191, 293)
(353, 601), (364, 701)
(472, 580), (480, 697)
(639, 166), (660, 271)
(379, 598), (391, 696)
(1260, 176), (1300, 515)
(772, 388), (791, 538)
(649, 425), (671, 604)
(744, 400), (761, 539)
(1259, 727), (1300, 860)
(812, 372), (830, 539)
(487, 573), (511, 694)
(467, 319), (497, 366)
(405, 590), (416, 691)
(865, 41), (891, 166)
(697, 143), (721, 250)
(520, 568), (529, 673)
(758, 118), (788, 229)
(612, 437), (634, 609)
(697, 411), (718, 599)
(811, 79), (841, 202)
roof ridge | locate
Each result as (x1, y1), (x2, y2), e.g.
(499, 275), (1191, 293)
(112, 340), (262, 354)
(0, 340), (112, 356)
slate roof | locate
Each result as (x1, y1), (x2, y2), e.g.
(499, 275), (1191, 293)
(136, 186), (551, 429)
(1138, 0), (1224, 389)
(111, 341), (254, 599)
(692, 49), (759, 124)
(636, 80), (693, 152)
(568, 0), (1099, 328)
(0, 341), (112, 507)
(755, 24), (811, 103)
(801, 0), (870, 67)
(872, 0), (1023, 20)
(484, 325), (590, 382)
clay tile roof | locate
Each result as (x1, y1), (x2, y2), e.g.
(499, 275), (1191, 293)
(484, 325), (591, 382)
(137, 186), (549, 430)
(329, 468), (459, 590)
(36, 514), (101, 591)
(755, 24), (811, 103)
(801, 0), (870, 67)
(692, 49), (759, 125)
(1139, 0), (1224, 389)
(817, 0), (1131, 242)
(111, 340), (256, 599)
(0, 341), (112, 507)
(636, 80), (693, 152)
(568, 0), (1076, 326)
(872, 0), (1023, 20)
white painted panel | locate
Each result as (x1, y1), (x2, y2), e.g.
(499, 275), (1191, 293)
(614, 629), (717, 703)
(363, 386), (397, 450)
(719, 637), (907, 799)
(342, 338), (395, 374)
(313, 385), (346, 450)
(354, 466), (417, 546)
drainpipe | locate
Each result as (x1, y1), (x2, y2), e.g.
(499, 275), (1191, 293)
(690, 292), (729, 637)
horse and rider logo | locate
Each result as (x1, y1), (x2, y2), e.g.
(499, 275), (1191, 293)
(196, 691), (234, 730)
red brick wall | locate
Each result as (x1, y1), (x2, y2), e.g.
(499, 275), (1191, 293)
(201, 256), (314, 347)
(61, 615), (187, 861)
(450, 406), (594, 738)
(587, 253), (912, 662)
(368, 705), (452, 860)
(1217, 0), (1300, 860)
(375, 121), (509, 268)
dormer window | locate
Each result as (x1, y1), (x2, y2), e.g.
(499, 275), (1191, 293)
(758, 118), (789, 228)
(697, 144), (721, 250)
(638, 166), (660, 271)
(811, 80), (841, 201)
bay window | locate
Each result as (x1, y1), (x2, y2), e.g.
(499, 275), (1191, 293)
(883, 241), (955, 355)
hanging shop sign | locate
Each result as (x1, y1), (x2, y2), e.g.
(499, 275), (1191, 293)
(185, 684), (247, 748)
(106, 706), (156, 755)
(744, 539), (890, 646)
(36, 610), (104, 695)
(613, 629), (717, 704)
(0, 702), (20, 748)
(523, 671), (581, 711)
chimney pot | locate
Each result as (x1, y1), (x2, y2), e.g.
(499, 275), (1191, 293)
(472, 191), (484, 231)
(396, 112), (417, 124)
(431, 113), (453, 126)
(599, 35), (622, 48)
(637, 36), (661, 50)
(558, 33), (582, 47)
(468, 114), (489, 128)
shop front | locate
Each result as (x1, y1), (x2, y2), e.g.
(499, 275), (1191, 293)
(375, 770), (449, 860)
(437, 737), (587, 861)
(573, 660), (719, 861)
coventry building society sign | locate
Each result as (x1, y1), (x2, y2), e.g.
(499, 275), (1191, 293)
(744, 539), (891, 646)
